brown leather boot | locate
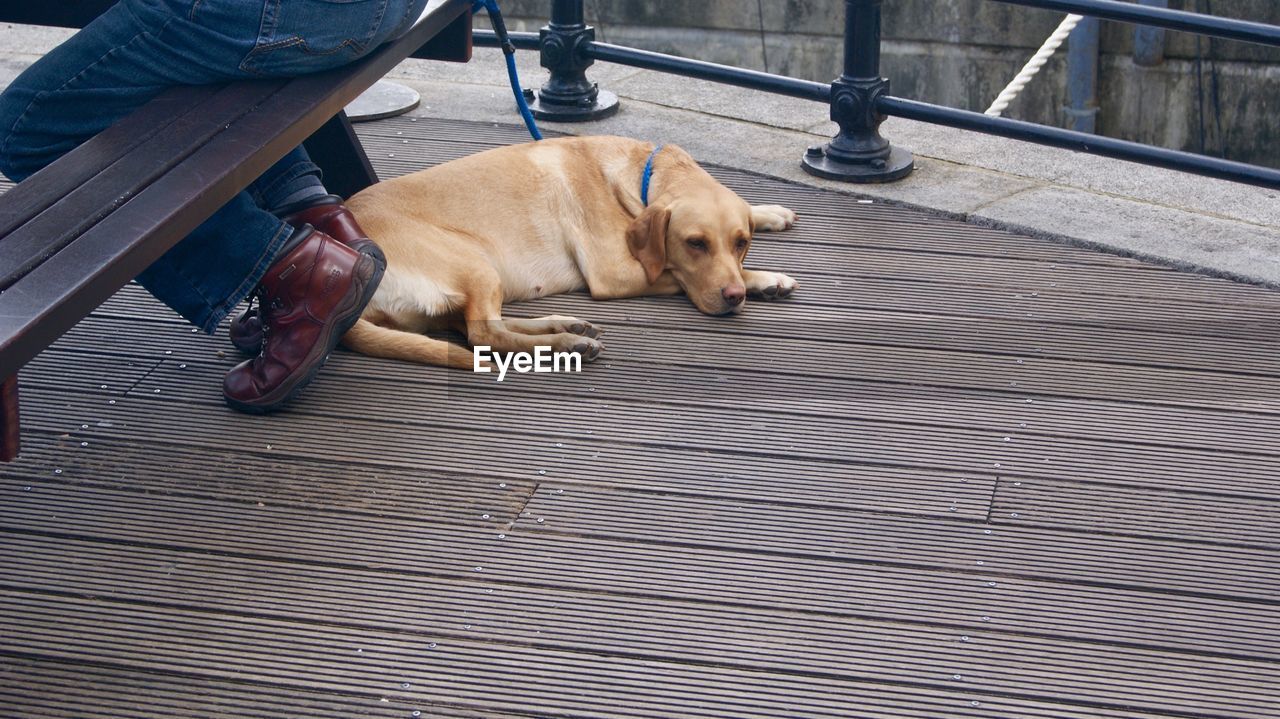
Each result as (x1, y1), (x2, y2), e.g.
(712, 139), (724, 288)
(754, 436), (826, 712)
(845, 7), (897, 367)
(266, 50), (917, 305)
(223, 226), (382, 414)
(229, 195), (385, 354)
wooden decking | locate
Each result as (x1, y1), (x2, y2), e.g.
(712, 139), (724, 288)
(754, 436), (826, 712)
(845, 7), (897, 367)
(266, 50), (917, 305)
(2, 117), (1279, 718)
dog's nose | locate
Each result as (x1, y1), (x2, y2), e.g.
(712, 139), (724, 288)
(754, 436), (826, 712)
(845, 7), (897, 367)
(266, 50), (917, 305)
(722, 285), (746, 306)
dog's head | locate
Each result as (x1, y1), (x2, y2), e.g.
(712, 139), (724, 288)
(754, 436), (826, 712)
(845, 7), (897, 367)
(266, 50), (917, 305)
(626, 164), (754, 316)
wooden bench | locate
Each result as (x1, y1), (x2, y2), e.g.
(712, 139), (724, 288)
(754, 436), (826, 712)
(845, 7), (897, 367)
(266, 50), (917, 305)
(0, 0), (475, 460)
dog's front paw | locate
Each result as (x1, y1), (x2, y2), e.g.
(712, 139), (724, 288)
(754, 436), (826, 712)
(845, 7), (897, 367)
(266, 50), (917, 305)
(745, 270), (798, 300)
(751, 204), (798, 232)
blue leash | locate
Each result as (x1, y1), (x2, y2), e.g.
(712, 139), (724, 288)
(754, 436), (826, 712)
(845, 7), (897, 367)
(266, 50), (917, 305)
(474, 0), (542, 141)
(474, 0), (657, 205)
(641, 144), (663, 206)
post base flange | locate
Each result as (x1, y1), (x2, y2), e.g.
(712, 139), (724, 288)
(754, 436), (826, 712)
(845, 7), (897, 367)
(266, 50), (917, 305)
(529, 89), (620, 122)
(801, 144), (914, 183)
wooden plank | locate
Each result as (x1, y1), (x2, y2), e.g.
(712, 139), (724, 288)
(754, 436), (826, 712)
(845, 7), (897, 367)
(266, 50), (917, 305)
(991, 477), (1280, 547)
(17, 384), (996, 520)
(143, 348), (1280, 457)
(514, 485), (1280, 601)
(1, 480), (1276, 662)
(47, 308), (1280, 418)
(0, 657), (525, 719)
(1, 431), (534, 525)
(84, 282), (1280, 379)
(46, 293), (1280, 457)
(97, 273), (1280, 352)
(3, 589), (1208, 719)
(502, 292), (1280, 376)
(114, 361), (1280, 494)
(3, 533), (1275, 717)
(19, 353), (1280, 502)
(18, 349), (159, 397)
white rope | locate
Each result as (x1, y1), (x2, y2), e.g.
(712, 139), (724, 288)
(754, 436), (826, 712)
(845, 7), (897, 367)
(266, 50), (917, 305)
(985, 14), (1083, 117)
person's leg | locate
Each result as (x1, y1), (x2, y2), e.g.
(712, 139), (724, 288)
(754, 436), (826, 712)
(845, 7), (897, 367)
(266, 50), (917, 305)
(134, 194), (293, 332)
(0, 0), (301, 329)
(0, 0), (425, 411)
(0, 0), (423, 326)
(249, 147), (328, 214)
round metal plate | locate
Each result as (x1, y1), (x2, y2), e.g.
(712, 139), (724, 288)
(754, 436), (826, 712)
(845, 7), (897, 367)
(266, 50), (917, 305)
(345, 81), (421, 122)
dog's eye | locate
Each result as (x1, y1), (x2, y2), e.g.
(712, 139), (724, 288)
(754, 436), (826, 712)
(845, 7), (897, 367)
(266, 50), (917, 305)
(735, 238), (749, 252)
(686, 238), (708, 252)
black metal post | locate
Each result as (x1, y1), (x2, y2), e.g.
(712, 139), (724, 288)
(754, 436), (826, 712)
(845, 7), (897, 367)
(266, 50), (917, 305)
(802, 0), (913, 182)
(529, 0), (619, 121)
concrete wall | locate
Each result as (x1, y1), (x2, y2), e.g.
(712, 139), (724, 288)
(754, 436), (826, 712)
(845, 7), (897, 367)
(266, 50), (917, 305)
(494, 1), (1280, 167)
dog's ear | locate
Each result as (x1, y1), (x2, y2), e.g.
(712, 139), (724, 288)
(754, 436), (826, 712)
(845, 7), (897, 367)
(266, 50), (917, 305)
(626, 205), (671, 285)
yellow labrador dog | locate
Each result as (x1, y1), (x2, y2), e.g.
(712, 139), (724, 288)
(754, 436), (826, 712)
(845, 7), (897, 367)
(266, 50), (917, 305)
(341, 136), (797, 368)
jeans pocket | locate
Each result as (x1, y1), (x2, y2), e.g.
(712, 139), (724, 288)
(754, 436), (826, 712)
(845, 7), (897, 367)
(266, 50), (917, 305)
(238, 0), (401, 76)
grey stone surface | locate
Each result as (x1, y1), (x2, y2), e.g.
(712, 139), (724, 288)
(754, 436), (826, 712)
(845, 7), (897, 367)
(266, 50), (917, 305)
(609, 67), (829, 132)
(973, 185), (1280, 286)
(0, 23), (75, 54)
(880, 117), (1280, 229)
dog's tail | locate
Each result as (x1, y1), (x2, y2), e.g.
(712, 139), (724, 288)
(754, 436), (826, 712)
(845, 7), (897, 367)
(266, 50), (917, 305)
(341, 319), (476, 369)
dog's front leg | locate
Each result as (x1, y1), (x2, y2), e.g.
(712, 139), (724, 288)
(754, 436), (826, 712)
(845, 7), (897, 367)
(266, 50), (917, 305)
(750, 205), (797, 232)
(743, 269), (798, 299)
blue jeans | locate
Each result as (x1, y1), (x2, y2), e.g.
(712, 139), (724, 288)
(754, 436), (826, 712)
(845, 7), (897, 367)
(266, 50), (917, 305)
(0, 0), (427, 332)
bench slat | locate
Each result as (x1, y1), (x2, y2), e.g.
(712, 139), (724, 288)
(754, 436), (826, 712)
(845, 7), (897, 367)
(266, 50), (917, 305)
(0, 0), (471, 380)
(0, 81), (286, 293)
(0, 85), (211, 240)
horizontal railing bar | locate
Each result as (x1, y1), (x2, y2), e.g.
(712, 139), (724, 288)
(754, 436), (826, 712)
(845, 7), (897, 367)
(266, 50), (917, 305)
(474, 31), (831, 102)
(475, 29), (1280, 190)
(988, 0), (1280, 47)
(877, 96), (1280, 190)
(473, 29), (541, 50)
(586, 42), (832, 102)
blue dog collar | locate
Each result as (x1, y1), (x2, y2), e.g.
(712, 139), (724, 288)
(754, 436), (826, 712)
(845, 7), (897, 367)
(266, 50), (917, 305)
(641, 144), (664, 206)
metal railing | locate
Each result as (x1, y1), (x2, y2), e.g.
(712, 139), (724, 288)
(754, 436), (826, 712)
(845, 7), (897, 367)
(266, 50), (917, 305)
(474, 0), (1280, 189)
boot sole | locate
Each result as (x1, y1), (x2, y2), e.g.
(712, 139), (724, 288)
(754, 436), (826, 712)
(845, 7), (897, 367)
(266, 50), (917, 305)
(224, 254), (384, 414)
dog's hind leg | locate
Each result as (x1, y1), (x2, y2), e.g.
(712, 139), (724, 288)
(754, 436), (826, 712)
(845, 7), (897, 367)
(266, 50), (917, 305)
(503, 315), (603, 339)
(342, 319), (477, 369)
